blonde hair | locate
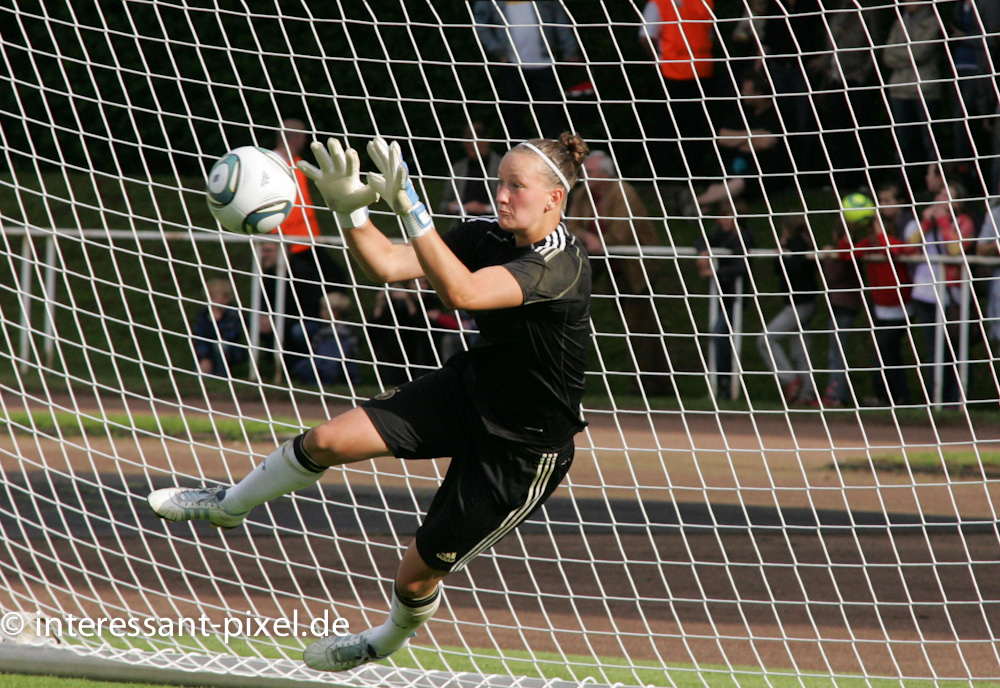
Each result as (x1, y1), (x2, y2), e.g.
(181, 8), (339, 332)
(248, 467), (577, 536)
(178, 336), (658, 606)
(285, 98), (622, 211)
(205, 278), (234, 303)
(319, 291), (352, 319)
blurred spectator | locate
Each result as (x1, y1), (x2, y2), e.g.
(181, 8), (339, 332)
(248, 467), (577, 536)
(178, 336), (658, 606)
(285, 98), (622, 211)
(729, 0), (769, 80)
(882, 0), (944, 187)
(695, 199), (754, 399)
(638, 0), (663, 52)
(636, 0), (668, 178)
(843, 200), (918, 406)
(921, 161), (981, 210)
(757, 214), (819, 406)
(923, 162), (946, 202)
(417, 277), (478, 364)
(251, 239), (283, 374)
(982, 4), (1000, 192)
(878, 181), (919, 241)
(761, 0), (822, 175)
(566, 150), (672, 395)
(270, 119), (348, 355)
(289, 291), (361, 387)
(976, 179), (1000, 355)
(697, 72), (790, 209)
(820, 199), (870, 408)
(192, 278), (245, 376)
(642, 0), (716, 179)
(439, 121), (501, 225)
(369, 281), (436, 387)
(946, 0), (995, 166)
(474, 1), (580, 140)
(906, 180), (976, 404)
(808, 0), (884, 188)
(272, 119), (319, 251)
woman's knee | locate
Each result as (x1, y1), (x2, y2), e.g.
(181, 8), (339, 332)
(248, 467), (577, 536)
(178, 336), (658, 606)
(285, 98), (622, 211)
(303, 409), (389, 466)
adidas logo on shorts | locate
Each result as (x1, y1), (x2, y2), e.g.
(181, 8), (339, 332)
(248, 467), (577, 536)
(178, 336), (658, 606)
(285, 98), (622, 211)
(437, 552), (457, 563)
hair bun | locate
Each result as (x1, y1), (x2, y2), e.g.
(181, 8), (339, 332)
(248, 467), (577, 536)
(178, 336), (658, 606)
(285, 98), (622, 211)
(558, 132), (590, 168)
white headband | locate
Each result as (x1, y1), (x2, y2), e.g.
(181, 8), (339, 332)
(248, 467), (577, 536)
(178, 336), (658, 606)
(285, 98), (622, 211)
(519, 142), (571, 191)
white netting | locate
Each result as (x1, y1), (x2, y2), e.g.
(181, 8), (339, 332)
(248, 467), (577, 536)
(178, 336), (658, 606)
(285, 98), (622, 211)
(1, 1), (999, 686)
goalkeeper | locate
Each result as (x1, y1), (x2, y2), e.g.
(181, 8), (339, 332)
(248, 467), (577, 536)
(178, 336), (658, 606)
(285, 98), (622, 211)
(148, 131), (592, 672)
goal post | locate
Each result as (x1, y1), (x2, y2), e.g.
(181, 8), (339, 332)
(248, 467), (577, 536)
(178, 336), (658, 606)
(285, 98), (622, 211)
(1, 1), (999, 687)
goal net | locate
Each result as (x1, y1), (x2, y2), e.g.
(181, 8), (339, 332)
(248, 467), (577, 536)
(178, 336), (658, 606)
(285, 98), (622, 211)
(1, 1), (998, 686)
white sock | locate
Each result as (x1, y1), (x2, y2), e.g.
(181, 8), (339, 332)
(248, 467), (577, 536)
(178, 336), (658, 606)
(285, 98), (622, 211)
(366, 586), (441, 657)
(221, 434), (326, 514)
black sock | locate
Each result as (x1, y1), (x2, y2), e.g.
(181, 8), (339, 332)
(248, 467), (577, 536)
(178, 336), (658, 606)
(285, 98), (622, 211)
(292, 433), (327, 473)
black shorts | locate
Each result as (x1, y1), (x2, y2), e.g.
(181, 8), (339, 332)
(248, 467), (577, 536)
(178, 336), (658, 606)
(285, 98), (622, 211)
(361, 365), (574, 572)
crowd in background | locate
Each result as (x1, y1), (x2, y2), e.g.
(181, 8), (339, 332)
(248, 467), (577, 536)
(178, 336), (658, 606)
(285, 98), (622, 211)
(189, 0), (1000, 409)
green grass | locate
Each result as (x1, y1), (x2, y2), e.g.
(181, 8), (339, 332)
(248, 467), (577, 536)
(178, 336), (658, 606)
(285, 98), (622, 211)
(0, 677), (192, 688)
(4, 644), (998, 688)
(838, 450), (1000, 478)
(0, 409), (306, 441)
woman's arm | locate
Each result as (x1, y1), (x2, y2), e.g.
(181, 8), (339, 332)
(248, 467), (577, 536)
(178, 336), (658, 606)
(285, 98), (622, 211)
(934, 212), (976, 256)
(410, 230), (523, 312)
(367, 136), (524, 312)
(342, 218), (424, 283)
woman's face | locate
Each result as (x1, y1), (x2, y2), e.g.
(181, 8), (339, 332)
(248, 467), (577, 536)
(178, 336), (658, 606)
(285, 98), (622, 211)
(495, 151), (558, 233)
(925, 165), (944, 194)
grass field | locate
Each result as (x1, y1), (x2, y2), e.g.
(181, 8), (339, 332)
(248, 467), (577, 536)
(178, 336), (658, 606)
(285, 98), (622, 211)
(5, 405), (999, 484)
(840, 449), (1000, 477)
(0, 676), (184, 688)
(3, 651), (997, 688)
(0, 671), (381, 688)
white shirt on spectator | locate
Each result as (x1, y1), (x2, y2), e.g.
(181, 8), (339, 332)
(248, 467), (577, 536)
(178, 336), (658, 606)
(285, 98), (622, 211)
(979, 203), (1000, 345)
(639, 0), (662, 46)
(906, 217), (944, 305)
(979, 204), (1000, 277)
(504, 2), (549, 67)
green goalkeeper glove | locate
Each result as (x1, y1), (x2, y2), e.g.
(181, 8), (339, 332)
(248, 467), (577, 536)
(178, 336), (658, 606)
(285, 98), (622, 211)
(366, 136), (434, 239)
(297, 138), (379, 229)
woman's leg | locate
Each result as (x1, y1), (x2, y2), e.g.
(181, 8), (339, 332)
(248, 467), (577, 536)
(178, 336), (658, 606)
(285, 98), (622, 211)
(758, 305), (796, 383)
(218, 407), (390, 515)
(787, 302), (817, 400)
(149, 407), (392, 526)
(304, 407), (394, 465)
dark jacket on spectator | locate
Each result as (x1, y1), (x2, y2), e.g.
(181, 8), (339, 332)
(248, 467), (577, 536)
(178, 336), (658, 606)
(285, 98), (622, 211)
(694, 225), (754, 296)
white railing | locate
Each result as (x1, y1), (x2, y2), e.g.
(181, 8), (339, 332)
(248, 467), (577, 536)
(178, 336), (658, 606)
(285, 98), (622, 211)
(6, 224), (998, 406)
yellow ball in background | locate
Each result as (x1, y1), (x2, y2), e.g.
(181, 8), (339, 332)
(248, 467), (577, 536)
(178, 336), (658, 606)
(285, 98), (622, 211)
(840, 192), (876, 225)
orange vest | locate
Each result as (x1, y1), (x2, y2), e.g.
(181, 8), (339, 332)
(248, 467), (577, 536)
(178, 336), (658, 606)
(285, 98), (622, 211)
(274, 156), (319, 254)
(655, 0), (715, 81)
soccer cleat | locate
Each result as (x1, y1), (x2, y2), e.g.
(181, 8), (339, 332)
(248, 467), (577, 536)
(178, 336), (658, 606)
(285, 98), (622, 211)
(147, 486), (248, 530)
(303, 630), (392, 672)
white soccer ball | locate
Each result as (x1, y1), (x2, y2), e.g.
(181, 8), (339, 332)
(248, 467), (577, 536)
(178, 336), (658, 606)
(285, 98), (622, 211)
(206, 146), (297, 234)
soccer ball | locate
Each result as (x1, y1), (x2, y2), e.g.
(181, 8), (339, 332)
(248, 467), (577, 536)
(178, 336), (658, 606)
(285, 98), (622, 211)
(206, 146), (297, 234)
(840, 192), (875, 226)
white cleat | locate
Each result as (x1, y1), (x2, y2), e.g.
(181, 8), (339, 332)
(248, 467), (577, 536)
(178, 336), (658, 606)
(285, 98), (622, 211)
(303, 630), (392, 672)
(147, 486), (247, 530)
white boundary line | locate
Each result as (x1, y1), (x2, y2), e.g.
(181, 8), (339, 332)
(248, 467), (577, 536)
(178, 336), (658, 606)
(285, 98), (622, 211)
(0, 644), (635, 688)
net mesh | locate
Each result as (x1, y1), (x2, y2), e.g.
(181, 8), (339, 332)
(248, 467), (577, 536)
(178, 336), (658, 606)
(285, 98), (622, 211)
(0, 1), (999, 686)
